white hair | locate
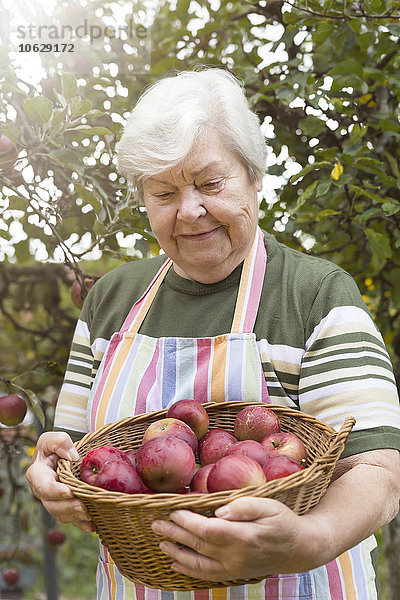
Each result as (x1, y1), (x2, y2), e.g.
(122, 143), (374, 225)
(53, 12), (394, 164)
(116, 67), (267, 201)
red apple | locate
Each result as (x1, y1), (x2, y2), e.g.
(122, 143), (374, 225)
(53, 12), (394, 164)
(225, 439), (270, 468)
(198, 428), (236, 454)
(0, 135), (17, 171)
(41, 77), (57, 99)
(80, 445), (132, 485)
(46, 528), (66, 547)
(0, 395), (27, 426)
(71, 278), (95, 309)
(261, 432), (307, 464)
(207, 455), (266, 492)
(125, 448), (137, 468)
(234, 405), (280, 442)
(2, 567), (20, 586)
(166, 400), (209, 440)
(142, 417), (198, 453)
(199, 429), (237, 466)
(95, 460), (149, 493)
(136, 435), (196, 493)
(190, 464), (214, 493)
(262, 455), (304, 482)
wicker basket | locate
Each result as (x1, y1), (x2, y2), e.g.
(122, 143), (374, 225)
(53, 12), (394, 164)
(57, 402), (355, 591)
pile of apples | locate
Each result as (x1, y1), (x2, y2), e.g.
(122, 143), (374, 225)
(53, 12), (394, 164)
(80, 402), (308, 494)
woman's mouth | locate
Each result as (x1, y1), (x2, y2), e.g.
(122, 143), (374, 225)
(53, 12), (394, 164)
(179, 227), (220, 241)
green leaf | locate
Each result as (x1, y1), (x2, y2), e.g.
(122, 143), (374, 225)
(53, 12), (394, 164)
(67, 125), (113, 135)
(70, 96), (92, 118)
(30, 361), (64, 378)
(382, 202), (400, 216)
(275, 87), (296, 101)
(24, 388), (46, 427)
(61, 72), (78, 102)
(49, 149), (84, 175)
(386, 24), (400, 36)
(176, 0), (191, 12)
(294, 180), (319, 212)
(316, 209), (341, 219)
(14, 239), (31, 262)
(298, 116), (325, 137)
(330, 75), (368, 95)
(314, 147), (339, 161)
(74, 184), (102, 214)
(8, 195), (28, 210)
(349, 185), (383, 204)
(384, 152), (400, 178)
(85, 109), (106, 118)
(356, 207), (381, 223)
(365, 228), (392, 259)
(313, 21), (333, 44)
(355, 159), (398, 187)
(23, 96), (53, 125)
(380, 120), (400, 133)
(329, 59), (363, 78)
(350, 124), (368, 142)
(290, 161), (331, 183)
(50, 107), (67, 128)
(316, 180), (332, 197)
(1, 124), (20, 145)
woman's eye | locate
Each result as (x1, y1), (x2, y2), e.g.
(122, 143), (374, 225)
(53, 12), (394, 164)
(201, 180), (223, 190)
(154, 192), (173, 199)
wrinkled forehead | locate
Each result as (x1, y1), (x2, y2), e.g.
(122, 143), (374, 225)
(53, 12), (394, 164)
(144, 133), (242, 186)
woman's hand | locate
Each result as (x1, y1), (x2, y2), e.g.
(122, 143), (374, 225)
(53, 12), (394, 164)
(151, 497), (324, 582)
(151, 450), (400, 582)
(26, 431), (96, 533)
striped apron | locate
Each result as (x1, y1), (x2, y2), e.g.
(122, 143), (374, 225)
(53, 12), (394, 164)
(86, 227), (379, 600)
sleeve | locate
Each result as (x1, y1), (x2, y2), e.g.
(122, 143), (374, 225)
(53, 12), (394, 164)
(298, 269), (400, 458)
(53, 316), (94, 439)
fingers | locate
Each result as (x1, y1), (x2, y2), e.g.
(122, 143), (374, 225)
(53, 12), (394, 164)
(73, 521), (97, 534)
(34, 431), (79, 461)
(152, 517), (218, 559)
(26, 431), (96, 535)
(26, 462), (75, 500)
(215, 496), (289, 521)
(43, 498), (90, 521)
(43, 498), (96, 532)
(159, 540), (229, 582)
(26, 431), (80, 501)
(157, 510), (231, 546)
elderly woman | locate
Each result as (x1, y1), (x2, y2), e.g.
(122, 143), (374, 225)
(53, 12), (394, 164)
(27, 68), (400, 600)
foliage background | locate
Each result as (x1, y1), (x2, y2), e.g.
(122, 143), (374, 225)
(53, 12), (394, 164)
(0, 0), (399, 598)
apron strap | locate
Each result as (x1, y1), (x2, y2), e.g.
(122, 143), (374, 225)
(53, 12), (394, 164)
(231, 227), (267, 334)
(121, 258), (172, 334)
(122, 227), (267, 336)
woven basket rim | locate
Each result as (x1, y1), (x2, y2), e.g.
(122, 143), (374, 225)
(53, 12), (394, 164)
(57, 402), (356, 507)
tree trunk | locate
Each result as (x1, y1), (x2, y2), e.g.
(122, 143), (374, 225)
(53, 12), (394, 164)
(382, 514), (400, 600)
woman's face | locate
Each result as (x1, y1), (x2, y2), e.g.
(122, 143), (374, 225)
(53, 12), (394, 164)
(142, 132), (262, 284)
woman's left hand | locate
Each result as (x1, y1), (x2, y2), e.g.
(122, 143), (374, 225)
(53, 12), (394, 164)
(151, 497), (323, 582)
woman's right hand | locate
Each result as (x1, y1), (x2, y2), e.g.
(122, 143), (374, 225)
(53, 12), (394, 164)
(26, 431), (96, 533)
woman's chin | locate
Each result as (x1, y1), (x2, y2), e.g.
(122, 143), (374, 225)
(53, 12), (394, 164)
(172, 256), (238, 284)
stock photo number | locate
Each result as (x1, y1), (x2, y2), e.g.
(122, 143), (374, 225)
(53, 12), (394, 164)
(18, 43), (74, 52)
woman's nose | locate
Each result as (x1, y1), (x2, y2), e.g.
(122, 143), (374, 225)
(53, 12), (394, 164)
(177, 187), (207, 222)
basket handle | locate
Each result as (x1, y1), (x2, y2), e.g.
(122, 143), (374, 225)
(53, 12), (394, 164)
(328, 416), (356, 456)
